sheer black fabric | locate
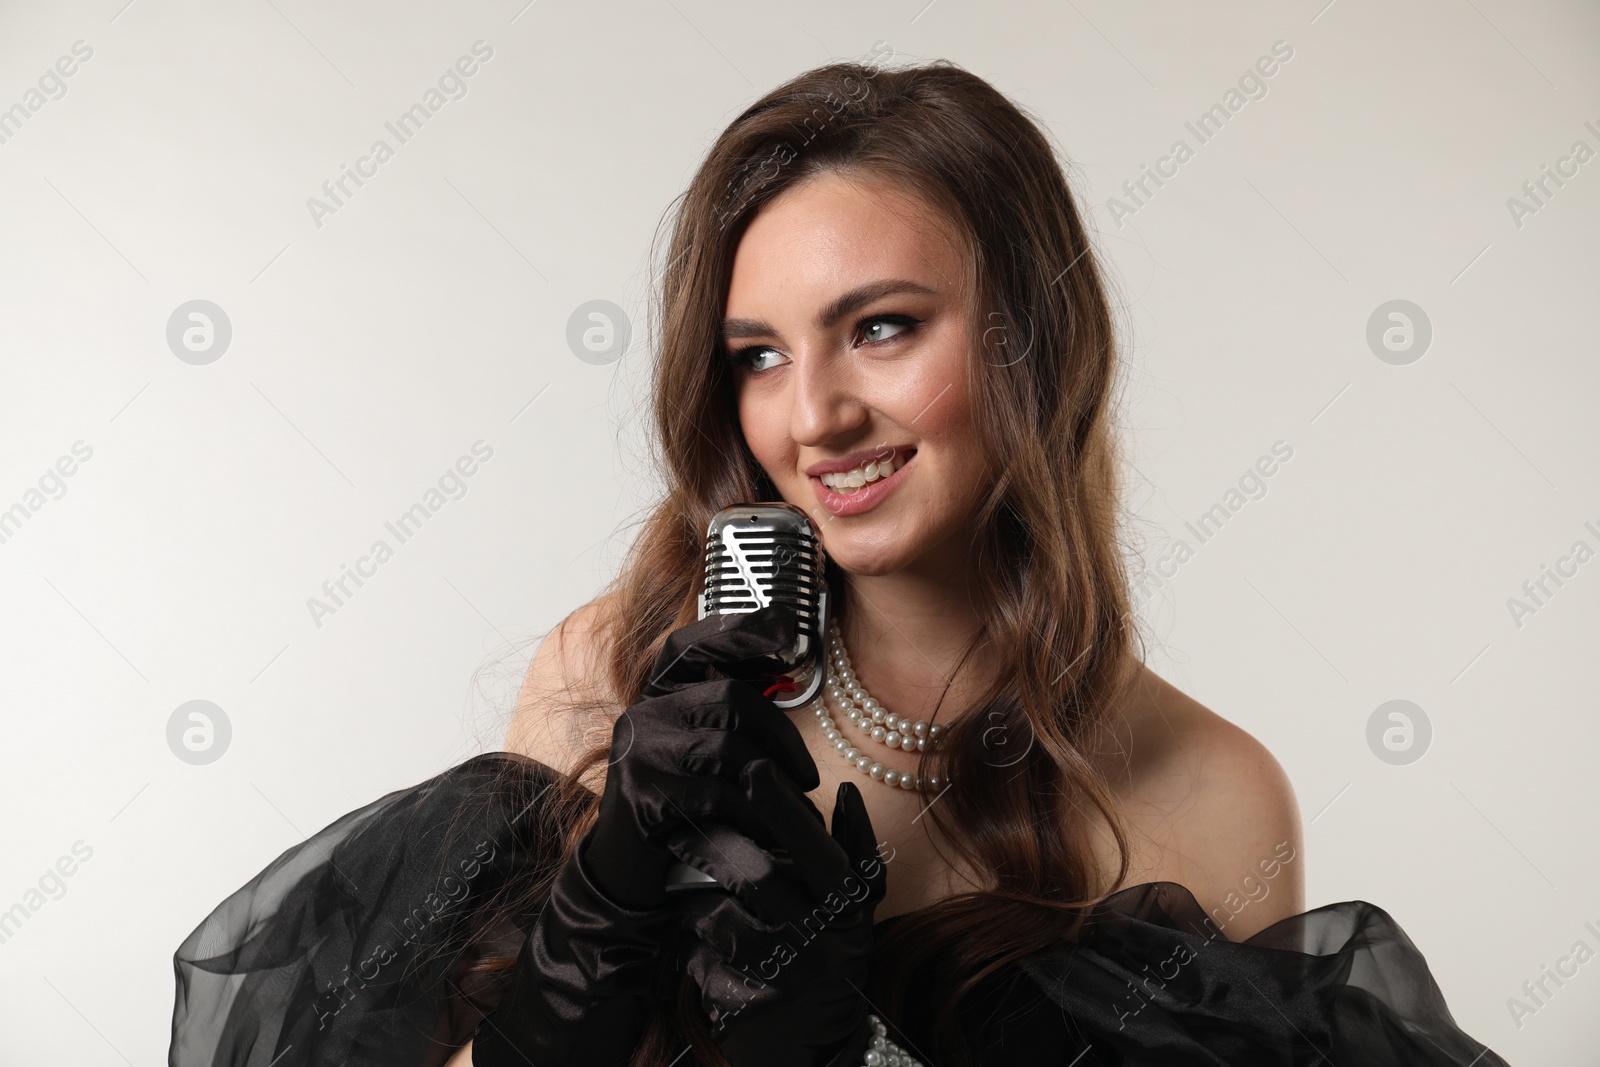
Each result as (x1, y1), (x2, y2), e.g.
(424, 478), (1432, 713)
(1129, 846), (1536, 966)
(170, 752), (1509, 1066)
(881, 886), (1509, 1065)
(169, 754), (562, 1067)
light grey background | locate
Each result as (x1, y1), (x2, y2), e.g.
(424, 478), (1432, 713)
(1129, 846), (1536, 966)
(1, 0), (1595, 1062)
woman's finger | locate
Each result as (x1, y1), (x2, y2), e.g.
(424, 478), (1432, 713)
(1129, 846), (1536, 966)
(616, 676), (821, 797)
(660, 819), (816, 923)
(644, 604), (799, 695)
(669, 677), (820, 794)
(829, 782), (887, 909)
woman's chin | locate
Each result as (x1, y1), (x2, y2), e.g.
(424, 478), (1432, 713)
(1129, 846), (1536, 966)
(817, 538), (916, 578)
(784, 491), (934, 576)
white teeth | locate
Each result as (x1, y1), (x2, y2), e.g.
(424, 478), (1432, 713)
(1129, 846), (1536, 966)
(820, 452), (908, 492)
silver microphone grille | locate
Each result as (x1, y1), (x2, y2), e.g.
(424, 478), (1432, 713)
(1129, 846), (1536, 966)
(696, 502), (828, 708)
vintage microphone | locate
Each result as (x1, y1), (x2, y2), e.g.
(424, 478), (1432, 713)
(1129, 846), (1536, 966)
(663, 501), (830, 892)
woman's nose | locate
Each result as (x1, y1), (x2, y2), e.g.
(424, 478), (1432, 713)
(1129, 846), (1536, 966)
(787, 346), (867, 447)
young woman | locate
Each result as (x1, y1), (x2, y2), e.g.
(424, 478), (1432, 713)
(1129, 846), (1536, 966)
(171, 58), (1508, 1067)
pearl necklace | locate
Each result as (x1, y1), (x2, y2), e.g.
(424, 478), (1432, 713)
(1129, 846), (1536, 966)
(811, 620), (950, 793)
(826, 620), (945, 754)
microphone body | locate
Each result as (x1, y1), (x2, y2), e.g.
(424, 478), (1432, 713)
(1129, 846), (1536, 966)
(664, 502), (829, 892)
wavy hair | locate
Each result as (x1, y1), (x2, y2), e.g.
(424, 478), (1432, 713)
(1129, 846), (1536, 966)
(454, 53), (1146, 1066)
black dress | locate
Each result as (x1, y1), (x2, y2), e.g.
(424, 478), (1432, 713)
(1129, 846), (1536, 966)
(168, 753), (1509, 1066)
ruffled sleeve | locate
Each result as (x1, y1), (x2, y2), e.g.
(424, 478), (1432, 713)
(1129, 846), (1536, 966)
(897, 881), (1510, 1065)
(169, 753), (564, 1067)
(171, 757), (1509, 1067)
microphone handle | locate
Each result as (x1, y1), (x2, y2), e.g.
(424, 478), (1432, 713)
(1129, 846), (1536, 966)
(664, 503), (826, 893)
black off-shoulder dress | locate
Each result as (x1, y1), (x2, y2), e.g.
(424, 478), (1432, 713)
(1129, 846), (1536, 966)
(168, 753), (1509, 1066)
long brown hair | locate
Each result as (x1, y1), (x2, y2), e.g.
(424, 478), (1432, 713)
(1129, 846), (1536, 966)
(459, 53), (1145, 1065)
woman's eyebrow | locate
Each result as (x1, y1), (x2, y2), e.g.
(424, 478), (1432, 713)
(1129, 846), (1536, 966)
(721, 279), (937, 340)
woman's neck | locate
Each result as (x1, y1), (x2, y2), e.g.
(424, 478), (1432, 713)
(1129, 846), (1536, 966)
(835, 551), (997, 726)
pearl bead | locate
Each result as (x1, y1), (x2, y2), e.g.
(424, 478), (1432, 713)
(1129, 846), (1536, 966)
(814, 623), (952, 794)
(857, 1016), (920, 1067)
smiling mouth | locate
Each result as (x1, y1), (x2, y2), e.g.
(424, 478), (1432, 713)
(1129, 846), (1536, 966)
(816, 449), (915, 494)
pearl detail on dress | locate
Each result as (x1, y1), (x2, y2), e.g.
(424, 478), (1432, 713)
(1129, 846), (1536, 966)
(857, 1014), (922, 1067)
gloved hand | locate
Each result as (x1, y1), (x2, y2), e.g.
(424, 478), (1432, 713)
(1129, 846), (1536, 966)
(472, 603), (823, 1066)
(673, 779), (889, 1067)
(582, 603), (825, 911)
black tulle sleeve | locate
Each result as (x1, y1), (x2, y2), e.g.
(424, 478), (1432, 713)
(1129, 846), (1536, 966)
(169, 753), (564, 1067)
(883, 881), (1511, 1065)
(170, 754), (1510, 1066)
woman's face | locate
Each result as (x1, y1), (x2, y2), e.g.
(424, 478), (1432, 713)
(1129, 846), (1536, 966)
(723, 170), (991, 578)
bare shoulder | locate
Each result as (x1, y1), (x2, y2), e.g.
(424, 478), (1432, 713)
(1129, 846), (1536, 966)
(1094, 663), (1306, 941)
(502, 592), (623, 787)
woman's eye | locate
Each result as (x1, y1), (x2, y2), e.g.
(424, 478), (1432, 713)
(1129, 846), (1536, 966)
(733, 347), (788, 372)
(857, 314), (920, 346)
(730, 315), (920, 374)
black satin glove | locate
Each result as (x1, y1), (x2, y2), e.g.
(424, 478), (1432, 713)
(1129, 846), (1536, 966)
(472, 604), (823, 1067)
(674, 775), (889, 1067)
